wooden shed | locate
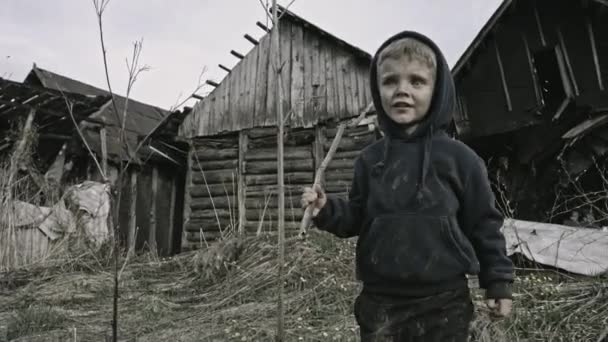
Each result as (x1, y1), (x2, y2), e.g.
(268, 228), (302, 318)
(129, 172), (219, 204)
(451, 0), (608, 221)
(1, 67), (186, 257)
(178, 7), (377, 251)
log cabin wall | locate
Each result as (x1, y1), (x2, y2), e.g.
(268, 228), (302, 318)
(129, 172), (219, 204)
(183, 134), (240, 250)
(181, 122), (377, 251)
(454, 0), (608, 139)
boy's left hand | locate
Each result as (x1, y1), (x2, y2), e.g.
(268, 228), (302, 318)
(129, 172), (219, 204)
(486, 298), (512, 318)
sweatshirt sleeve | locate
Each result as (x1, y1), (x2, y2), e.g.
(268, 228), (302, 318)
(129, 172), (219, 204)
(460, 156), (514, 299)
(312, 157), (367, 238)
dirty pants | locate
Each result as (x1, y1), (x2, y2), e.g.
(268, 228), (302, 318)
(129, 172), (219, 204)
(354, 287), (473, 342)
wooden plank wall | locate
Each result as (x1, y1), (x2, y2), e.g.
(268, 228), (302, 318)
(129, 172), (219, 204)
(179, 18), (372, 138)
(181, 121), (377, 251)
(456, 0), (608, 138)
(113, 165), (183, 256)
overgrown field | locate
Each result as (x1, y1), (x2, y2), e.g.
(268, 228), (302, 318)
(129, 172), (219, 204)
(0, 231), (607, 341)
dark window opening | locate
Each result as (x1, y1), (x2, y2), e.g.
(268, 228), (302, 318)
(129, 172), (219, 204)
(532, 45), (573, 120)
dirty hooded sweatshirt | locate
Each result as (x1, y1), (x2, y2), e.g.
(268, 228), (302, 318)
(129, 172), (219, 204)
(313, 31), (514, 299)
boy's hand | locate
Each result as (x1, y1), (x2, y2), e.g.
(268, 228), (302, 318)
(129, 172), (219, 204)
(486, 298), (512, 318)
(301, 184), (327, 217)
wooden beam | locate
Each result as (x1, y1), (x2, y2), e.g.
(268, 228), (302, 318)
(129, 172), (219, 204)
(557, 27), (579, 96)
(494, 40), (512, 112)
(522, 34), (543, 107)
(533, 3), (547, 47)
(128, 170), (137, 254)
(191, 93), (204, 100)
(182, 146), (194, 251)
(237, 131), (248, 235)
(206, 80), (220, 87)
(168, 178), (177, 255)
(256, 21), (270, 33)
(244, 34), (259, 46)
(586, 17), (605, 91)
(100, 127), (108, 177)
(149, 166), (158, 251)
(230, 50), (245, 59)
(218, 64), (231, 73)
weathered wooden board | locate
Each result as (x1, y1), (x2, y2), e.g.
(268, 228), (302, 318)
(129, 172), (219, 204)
(245, 172), (313, 186)
(290, 22), (305, 127)
(191, 169), (238, 185)
(244, 146), (312, 161)
(191, 159), (238, 171)
(254, 34), (271, 126)
(244, 158), (314, 174)
(280, 20), (293, 117)
(190, 183), (237, 197)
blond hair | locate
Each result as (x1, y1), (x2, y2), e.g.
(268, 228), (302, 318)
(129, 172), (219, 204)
(377, 38), (437, 77)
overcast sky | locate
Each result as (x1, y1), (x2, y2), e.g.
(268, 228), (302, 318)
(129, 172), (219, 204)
(1, 0), (502, 110)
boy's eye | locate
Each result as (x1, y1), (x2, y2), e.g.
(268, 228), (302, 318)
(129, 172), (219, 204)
(382, 76), (398, 85)
(411, 77), (426, 87)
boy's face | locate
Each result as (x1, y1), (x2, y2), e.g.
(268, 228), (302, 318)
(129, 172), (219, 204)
(377, 55), (435, 130)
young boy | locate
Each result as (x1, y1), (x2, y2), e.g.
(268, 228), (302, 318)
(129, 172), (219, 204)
(302, 31), (514, 341)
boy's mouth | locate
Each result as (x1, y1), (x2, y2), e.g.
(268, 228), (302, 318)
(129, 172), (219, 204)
(392, 101), (414, 109)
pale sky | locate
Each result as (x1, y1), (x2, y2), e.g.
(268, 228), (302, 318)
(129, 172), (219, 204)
(0, 0), (502, 110)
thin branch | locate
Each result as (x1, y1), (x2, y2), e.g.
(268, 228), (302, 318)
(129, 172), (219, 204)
(193, 152), (226, 239)
(92, 0), (122, 129)
(121, 67), (207, 173)
(298, 102), (373, 237)
(60, 93), (106, 180)
(277, 0), (296, 20)
(258, 0), (274, 25)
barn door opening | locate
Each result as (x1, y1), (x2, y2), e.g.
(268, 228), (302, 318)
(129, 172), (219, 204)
(533, 45), (574, 120)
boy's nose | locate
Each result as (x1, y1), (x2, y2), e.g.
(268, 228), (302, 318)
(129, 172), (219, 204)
(396, 81), (412, 96)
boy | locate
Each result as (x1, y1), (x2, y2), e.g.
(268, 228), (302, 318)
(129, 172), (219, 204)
(302, 31), (514, 341)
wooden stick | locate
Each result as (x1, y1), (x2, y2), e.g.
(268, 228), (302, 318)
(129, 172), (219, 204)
(522, 34), (542, 107)
(534, 4), (546, 47)
(494, 40), (512, 112)
(586, 17), (604, 91)
(298, 102), (373, 237)
(272, 0), (286, 338)
(557, 27), (579, 96)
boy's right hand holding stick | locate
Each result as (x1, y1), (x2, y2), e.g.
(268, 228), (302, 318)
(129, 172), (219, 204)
(301, 184), (327, 218)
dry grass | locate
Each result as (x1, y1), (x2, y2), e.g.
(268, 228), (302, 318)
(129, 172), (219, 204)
(0, 230), (607, 341)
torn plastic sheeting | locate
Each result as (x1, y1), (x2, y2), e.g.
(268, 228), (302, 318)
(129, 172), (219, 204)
(1, 181), (112, 247)
(65, 181), (112, 247)
(1, 200), (74, 241)
(503, 219), (608, 276)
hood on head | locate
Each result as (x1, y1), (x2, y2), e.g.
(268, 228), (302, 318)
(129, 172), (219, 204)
(370, 31), (455, 140)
